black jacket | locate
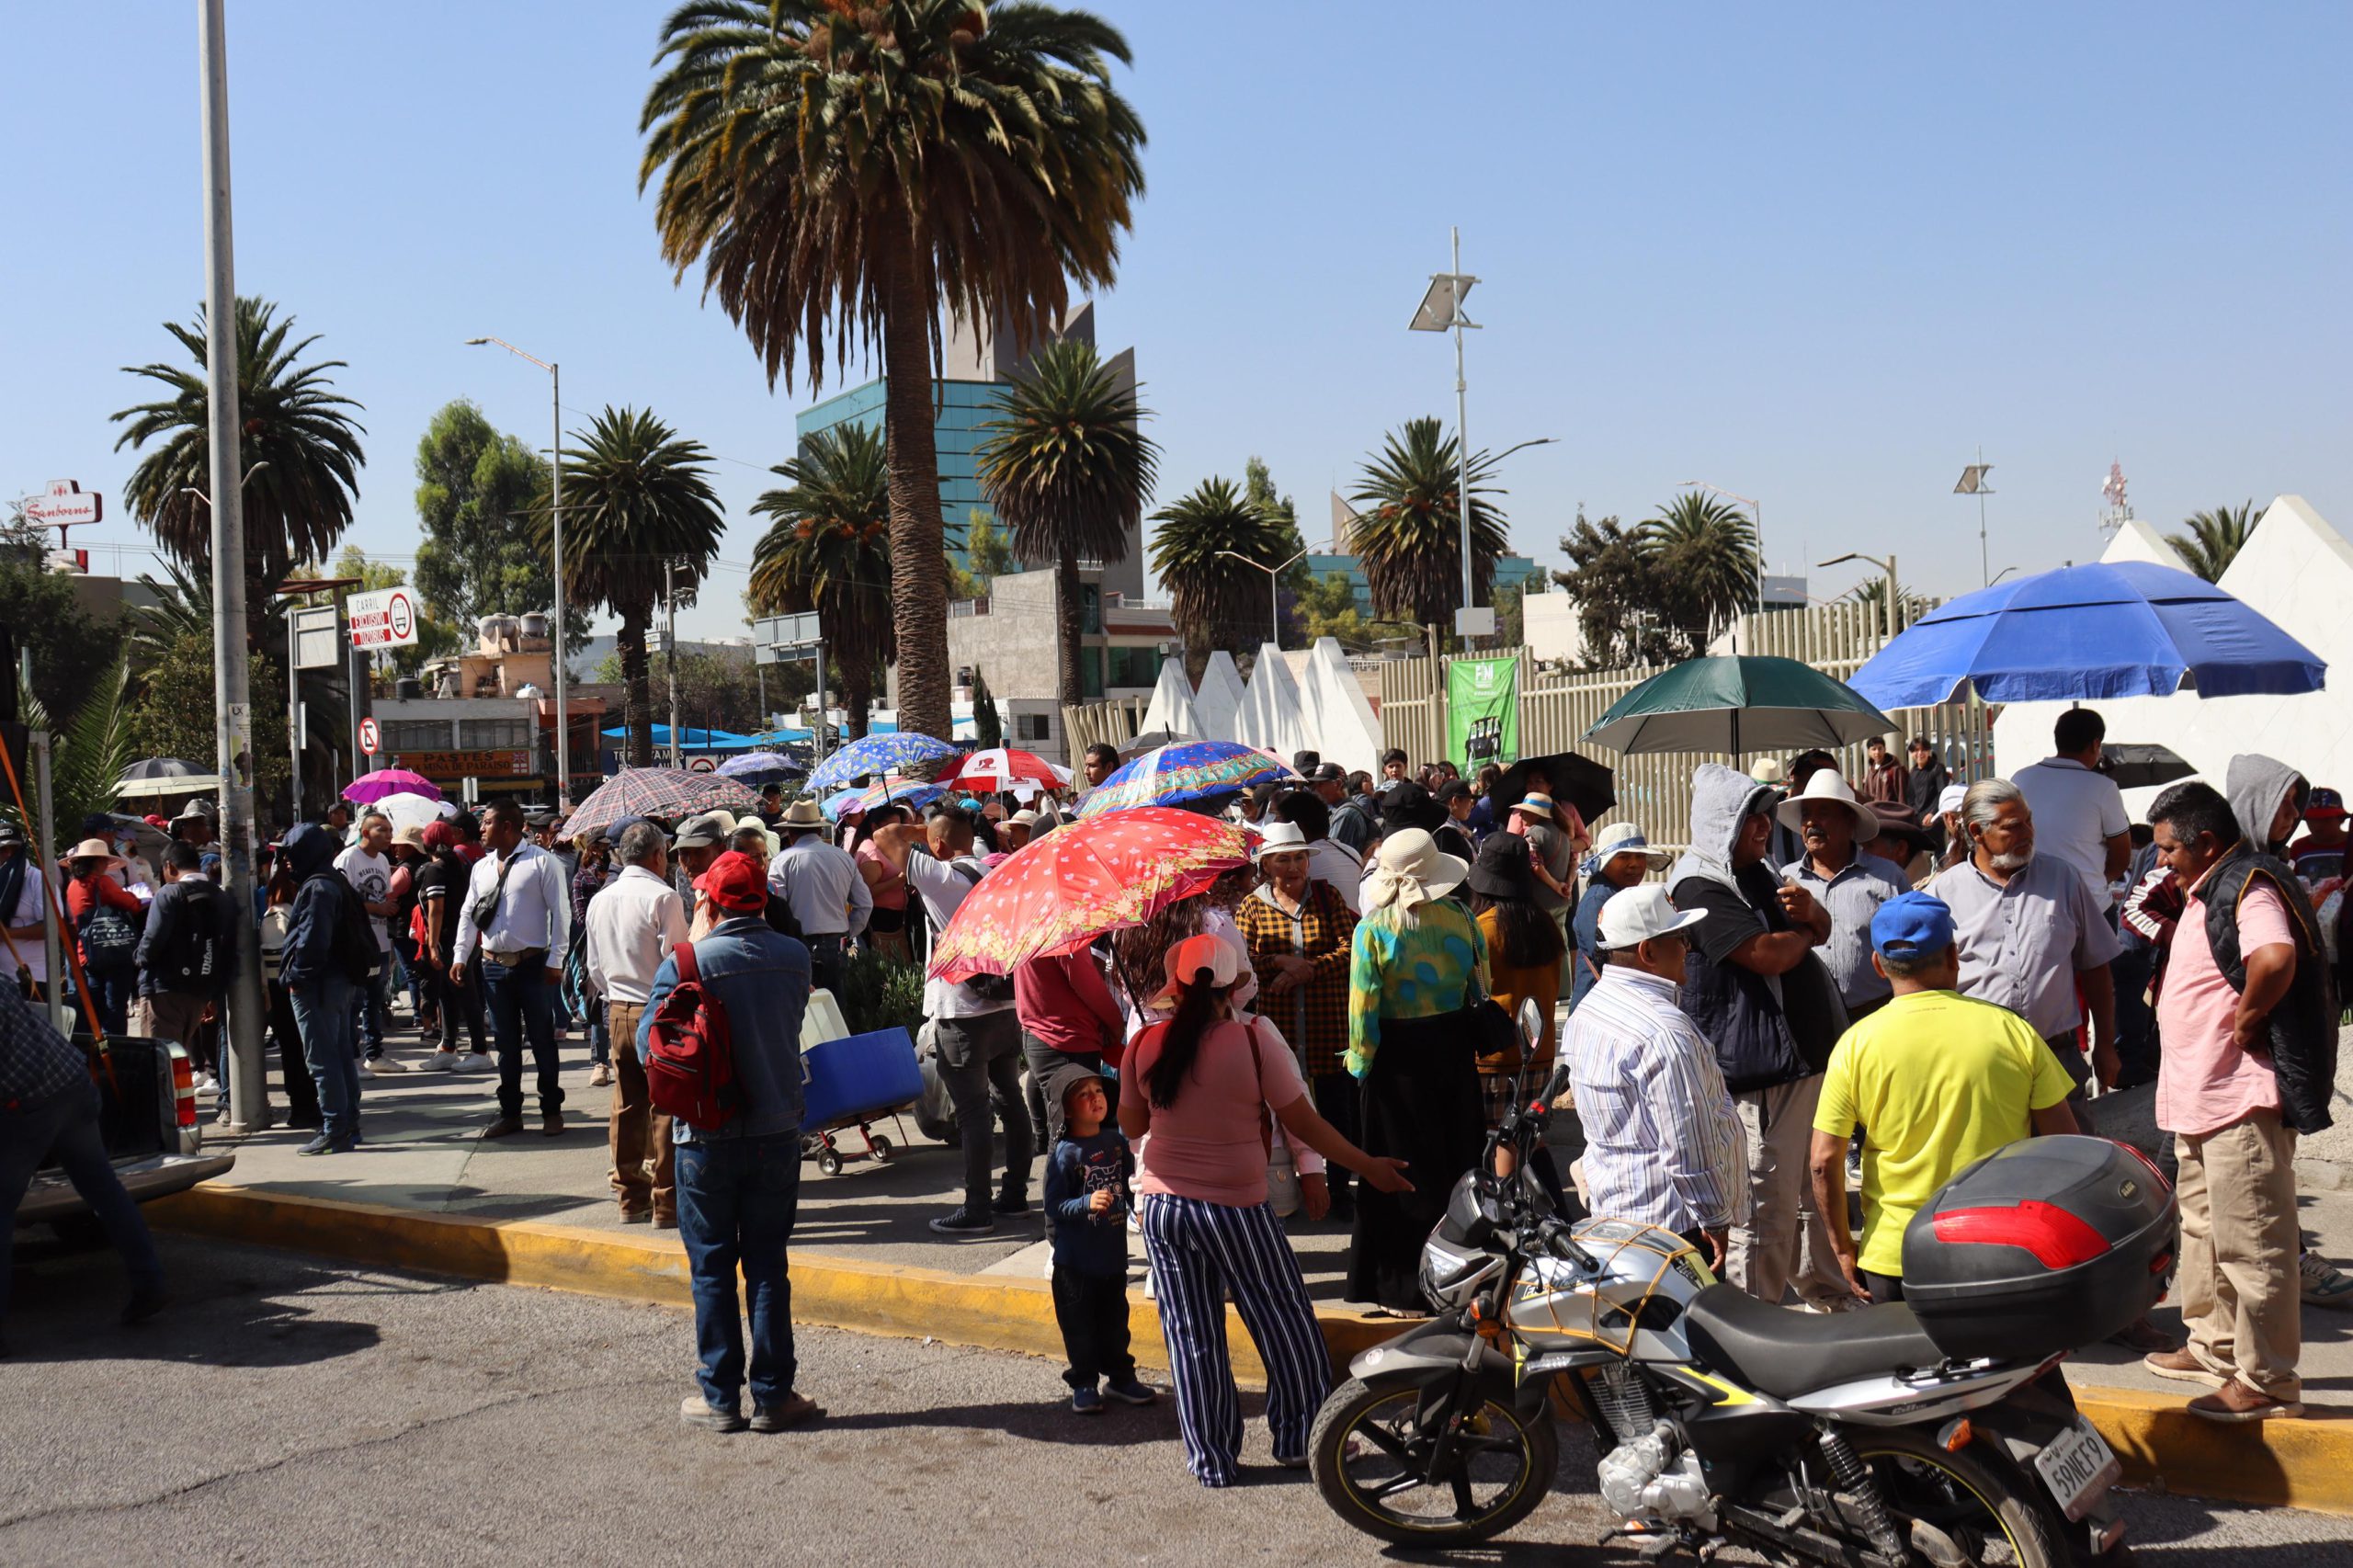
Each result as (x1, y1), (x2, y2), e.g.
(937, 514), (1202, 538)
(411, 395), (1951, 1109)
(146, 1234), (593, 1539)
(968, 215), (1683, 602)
(2202, 843), (2337, 1134)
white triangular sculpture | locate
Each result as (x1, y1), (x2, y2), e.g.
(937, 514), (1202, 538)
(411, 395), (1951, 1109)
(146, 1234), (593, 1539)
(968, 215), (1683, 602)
(1193, 652), (1246, 744)
(1303, 636), (1383, 778)
(2102, 516), (2192, 572)
(1139, 658), (1200, 740)
(1242, 643), (1312, 761)
(1230, 653), (1273, 748)
(1991, 495), (2345, 817)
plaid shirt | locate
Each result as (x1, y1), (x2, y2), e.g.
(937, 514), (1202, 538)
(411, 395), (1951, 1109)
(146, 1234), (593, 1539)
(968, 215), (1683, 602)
(0, 986), (88, 1110)
(1237, 881), (1358, 1076)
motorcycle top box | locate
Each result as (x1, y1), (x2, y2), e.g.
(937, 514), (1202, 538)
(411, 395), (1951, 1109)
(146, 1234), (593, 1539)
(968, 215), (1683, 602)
(1901, 1134), (2177, 1362)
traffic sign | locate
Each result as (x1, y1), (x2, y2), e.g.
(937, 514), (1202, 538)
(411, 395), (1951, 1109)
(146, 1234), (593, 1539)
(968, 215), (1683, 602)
(291, 606), (342, 670)
(21, 480), (102, 528)
(347, 587), (419, 649)
(754, 612), (821, 649)
(688, 756), (716, 773)
(358, 717), (381, 756)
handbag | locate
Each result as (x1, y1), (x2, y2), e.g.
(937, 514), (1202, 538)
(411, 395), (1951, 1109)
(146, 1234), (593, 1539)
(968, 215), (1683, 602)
(1241, 1019), (1303, 1217)
(1469, 995), (1526, 1074)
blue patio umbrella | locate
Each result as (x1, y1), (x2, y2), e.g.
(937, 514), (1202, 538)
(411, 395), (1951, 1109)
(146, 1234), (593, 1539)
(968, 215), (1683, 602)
(806, 731), (958, 793)
(1847, 562), (2325, 710)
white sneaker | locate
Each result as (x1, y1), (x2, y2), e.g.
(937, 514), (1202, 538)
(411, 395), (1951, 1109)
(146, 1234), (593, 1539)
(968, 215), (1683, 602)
(357, 1060), (376, 1079)
(192, 1071), (219, 1094)
(458, 1052), (494, 1073)
(418, 1051), (459, 1073)
(370, 1055), (409, 1074)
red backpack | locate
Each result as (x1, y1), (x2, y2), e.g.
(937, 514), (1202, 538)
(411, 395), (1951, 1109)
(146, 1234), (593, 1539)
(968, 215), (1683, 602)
(644, 942), (739, 1131)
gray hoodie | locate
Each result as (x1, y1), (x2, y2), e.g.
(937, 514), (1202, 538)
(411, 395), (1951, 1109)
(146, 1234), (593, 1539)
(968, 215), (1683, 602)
(1671, 763), (1779, 897)
(2225, 754), (2306, 856)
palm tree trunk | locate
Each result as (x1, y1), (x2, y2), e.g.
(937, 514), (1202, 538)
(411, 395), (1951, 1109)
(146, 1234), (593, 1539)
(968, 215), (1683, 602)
(1055, 545), (1084, 745)
(619, 608), (653, 768)
(842, 656), (873, 742)
(881, 250), (950, 744)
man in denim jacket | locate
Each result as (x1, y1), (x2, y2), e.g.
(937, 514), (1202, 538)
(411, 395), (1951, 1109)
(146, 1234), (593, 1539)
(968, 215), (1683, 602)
(636, 850), (818, 1433)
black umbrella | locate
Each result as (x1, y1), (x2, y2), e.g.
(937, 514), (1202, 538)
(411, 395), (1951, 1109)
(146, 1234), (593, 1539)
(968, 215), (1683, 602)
(122, 756), (208, 780)
(1492, 750), (1617, 824)
(2098, 744), (2196, 791)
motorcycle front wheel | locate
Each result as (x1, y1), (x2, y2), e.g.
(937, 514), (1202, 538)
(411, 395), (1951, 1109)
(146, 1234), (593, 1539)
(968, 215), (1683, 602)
(1849, 1425), (2068, 1568)
(1309, 1374), (1559, 1546)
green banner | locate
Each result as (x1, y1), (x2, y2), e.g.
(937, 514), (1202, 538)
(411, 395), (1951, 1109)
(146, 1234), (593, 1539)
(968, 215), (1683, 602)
(1446, 656), (1518, 769)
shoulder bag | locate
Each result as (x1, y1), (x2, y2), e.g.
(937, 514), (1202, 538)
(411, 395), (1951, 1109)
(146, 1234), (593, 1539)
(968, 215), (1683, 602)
(1240, 1018), (1302, 1217)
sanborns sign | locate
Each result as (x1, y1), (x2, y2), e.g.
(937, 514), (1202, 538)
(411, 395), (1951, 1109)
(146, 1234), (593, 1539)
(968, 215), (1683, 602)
(22, 480), (102, 528)
(347, 587), (419, 649)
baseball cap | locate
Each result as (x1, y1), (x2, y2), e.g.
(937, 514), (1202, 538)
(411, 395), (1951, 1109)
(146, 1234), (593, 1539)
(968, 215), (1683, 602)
(421, 820), (460, 851)
(673, 811), (732, 850)
(1308, 762), (1346, 785)
(1146, 931), (1241, 1010)
(1870, 892), (1955, 961)
(1937, 783), (1968, 816)
(1434, 779), (1472, 805)
(693, 849), (767, 913)
(0, 821), (21, 848)
(1597, 884), (1709, 950)
(2306, 787), (2346, 822)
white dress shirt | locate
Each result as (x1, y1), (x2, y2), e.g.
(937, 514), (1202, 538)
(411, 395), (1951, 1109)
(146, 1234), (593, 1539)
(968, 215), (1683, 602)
(584, 864), (690, 1006)
(451, 842), (572, 970)
(768, 835), (873, 939)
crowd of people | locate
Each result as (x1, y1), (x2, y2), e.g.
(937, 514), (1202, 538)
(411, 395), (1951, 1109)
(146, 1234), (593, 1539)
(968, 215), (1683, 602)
(6, 710), (2347, 1467)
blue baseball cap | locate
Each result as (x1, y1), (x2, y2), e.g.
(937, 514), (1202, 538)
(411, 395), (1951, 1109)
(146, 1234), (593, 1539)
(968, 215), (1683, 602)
(1870, 892), (1955, 961)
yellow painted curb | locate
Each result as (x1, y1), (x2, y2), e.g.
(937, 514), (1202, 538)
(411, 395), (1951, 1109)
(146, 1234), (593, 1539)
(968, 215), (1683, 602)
(151, 1185), (2353, 1517)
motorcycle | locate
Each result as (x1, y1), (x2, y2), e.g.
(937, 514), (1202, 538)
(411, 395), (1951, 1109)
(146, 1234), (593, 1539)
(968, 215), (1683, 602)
(1309, 998), (2170, 1566)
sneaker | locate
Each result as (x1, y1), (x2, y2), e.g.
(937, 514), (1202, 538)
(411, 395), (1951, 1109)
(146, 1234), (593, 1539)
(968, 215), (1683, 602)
(2106, 1316), (2178, 1354)
(929, 1205), (996, 1236)
(2143, 1348), (2225, 1388)
(286, 1111), (324, 1131)
(458, 1052), (494, 1073)
(356, 1061), (376, 1079)
(1070, 1386), (1104, 1415)
(1104, 1376), (1157, 1406)
(192, 1071), (219, 1094)
(2187, 1378), (2303, 1423)
(297, 1133), (337, 1156)
(678, 1394), (747, 1433)
(653, 1213), (677, 1231)
(995, 1189), (1030, 1215)
(2302, 1251), (2353, 1309)
(420, 1051), (460, 1073)
(749, 1393), (823, 1432)
(370, 1055), (408, 1074)
(589, 1062), (614, 1087)
(1273, 1453), (1310, 1470)
(482, 1115), (526, 1139)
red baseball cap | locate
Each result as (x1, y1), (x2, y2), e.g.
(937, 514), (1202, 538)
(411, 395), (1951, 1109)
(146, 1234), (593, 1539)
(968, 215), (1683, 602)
(694, 849), (767, 913)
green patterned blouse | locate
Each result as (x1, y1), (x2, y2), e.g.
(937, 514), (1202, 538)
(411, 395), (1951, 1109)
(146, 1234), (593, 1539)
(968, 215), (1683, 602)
(1346, 900), (1489, 1078)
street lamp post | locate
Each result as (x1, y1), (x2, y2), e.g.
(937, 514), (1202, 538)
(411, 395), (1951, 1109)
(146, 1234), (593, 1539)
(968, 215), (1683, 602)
(1818, 551), (1904, 644)
(1410, 229), (1483, 641)
(466, 336), (571, 807)
(1215, 546), (1310, 653)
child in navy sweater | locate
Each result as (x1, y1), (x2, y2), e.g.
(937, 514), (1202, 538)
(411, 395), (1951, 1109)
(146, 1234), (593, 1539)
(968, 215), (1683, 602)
(1042, 1065), (1157, 1414)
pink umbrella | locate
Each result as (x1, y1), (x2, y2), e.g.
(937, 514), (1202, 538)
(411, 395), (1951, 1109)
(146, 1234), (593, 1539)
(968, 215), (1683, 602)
(343, 768), (443, 804)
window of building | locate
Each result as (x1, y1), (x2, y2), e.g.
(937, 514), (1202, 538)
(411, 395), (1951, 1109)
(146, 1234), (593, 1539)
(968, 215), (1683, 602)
(1079, 583), (1102, 635)
(1080, 645), (1104, 699)
(1019, 712), (1051, 742)
(1105, 645), (1162, 690)
(459, 718), (535, 749)
(380, 720), (455, 752)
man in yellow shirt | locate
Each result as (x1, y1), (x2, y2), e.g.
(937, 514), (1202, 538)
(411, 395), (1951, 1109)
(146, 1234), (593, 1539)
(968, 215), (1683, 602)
(1809, 892), (2078, 1302)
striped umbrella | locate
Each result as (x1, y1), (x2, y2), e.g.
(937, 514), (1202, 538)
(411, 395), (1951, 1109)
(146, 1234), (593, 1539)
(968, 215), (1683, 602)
(560, 767), (765, 841)
(1074, 741), (1298, 819)
(806, 731), (959, 793)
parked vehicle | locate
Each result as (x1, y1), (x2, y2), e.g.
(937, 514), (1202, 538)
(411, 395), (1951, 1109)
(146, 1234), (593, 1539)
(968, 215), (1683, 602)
(17, 1033), (234, 1233)
(1309, 1000), (2164, 1568)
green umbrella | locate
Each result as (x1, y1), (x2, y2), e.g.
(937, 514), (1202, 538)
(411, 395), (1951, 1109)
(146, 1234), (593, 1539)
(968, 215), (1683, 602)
(1582, 655), (1896, 757)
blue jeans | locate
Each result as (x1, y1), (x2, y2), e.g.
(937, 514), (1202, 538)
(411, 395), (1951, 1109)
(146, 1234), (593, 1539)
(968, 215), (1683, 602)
(290, 971), (362, 1145)
(0, 1075), (165, 1321)
(481, 960), (563, 1119)
(84, 966), (134, 1038)
(350, 961), (391, 1058)
(676, 1131), (802, 1411)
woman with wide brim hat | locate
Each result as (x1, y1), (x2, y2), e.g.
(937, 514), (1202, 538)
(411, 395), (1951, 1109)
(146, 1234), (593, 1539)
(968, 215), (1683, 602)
(1571, 823), (1673, 1011)
(1463, 833), (1566, 1126)
(63, 836), (142, 1036)
(1344, 827), (1490, 1312)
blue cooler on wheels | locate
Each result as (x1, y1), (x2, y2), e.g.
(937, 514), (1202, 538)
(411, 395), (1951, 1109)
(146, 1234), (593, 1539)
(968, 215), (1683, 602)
(802, 1027), (923, 1128)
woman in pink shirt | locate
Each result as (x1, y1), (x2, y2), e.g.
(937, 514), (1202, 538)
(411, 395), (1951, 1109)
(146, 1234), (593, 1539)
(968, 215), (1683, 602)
(851, 805), (913, 962)
(1120, 934), (1407, 1488)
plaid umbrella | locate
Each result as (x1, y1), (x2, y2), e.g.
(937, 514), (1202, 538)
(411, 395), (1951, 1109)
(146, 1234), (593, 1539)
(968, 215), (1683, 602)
(1074, 741), (1298, 819)
(561, 767), (765, 841)
(926, 807), (1250, 982)
(806, 731), (958, 793)
(343, 768), (444, 804)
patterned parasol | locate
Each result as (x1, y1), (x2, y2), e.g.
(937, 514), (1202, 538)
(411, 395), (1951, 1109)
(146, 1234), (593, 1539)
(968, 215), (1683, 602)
(806, 731), (959, 793)
(1074, 741), (1298, 819)
(934, 746), (1068, 793)
(926, 807), (1251, 983)
(713, 750), (805, 784)
(343, 768), (444, 804)
(821, 778), (946, 822)
(560, 767), (765, 841)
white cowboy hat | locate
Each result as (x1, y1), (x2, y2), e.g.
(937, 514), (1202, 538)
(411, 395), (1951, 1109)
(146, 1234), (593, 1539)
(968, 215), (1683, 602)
(1254, 820), (1310, 859)
(1597, 883), (1710, 950)
(1749, 758), (1788, 787)
(1774, 768), (1880, 843)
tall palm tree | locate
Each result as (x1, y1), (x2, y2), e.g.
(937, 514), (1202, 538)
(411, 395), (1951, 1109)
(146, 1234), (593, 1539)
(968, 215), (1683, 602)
(1148, 477), (1290, 677)
(546, 407), (725, 767)
(641, 0), (1147, 744)
(749, 424), (895, 741)
(110, 295), (366, 652)
(2168, 501), (2257, 583)
(1641, 492), (1759, 644)
(1347, 417), (1506, 637)
(975, 338), (1159, 722)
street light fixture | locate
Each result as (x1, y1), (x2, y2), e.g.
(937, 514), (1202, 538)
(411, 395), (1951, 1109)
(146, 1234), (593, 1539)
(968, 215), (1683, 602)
(1216, 546), (1311, 653)
(1818, 551), (1904, 643)
(1954, 452), (1995, 585)
(467, 335), (573, 808)
(1409, 228), (1485, 640)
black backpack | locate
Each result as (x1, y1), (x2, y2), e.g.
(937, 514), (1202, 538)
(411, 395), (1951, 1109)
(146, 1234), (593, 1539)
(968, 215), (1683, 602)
(148, 880), (231, 997)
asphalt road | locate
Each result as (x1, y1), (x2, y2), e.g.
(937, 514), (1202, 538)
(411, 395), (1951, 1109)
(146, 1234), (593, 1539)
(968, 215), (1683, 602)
(5, 1235), (2349, 1567)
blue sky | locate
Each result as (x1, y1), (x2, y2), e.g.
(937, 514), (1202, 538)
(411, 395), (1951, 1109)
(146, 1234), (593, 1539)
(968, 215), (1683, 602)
(5, 2), (2345, 639)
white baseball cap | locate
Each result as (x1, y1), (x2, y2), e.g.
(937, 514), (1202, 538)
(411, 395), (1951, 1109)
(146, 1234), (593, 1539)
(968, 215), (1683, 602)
(1938, 783), (1969, 815)
(1597, 883), (1710, 951)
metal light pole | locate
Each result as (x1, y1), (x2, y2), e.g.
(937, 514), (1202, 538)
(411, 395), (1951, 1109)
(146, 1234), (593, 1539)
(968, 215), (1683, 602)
(466, 336), (571, 806)
(198, 0), (268, 1130)
(1954, 453), (1995, 586)
(664, 557), (683, 767)
(1819, 551), (1904, 643)
(1215, 546), (1310, 653)
(1410, 230), (1483, 642)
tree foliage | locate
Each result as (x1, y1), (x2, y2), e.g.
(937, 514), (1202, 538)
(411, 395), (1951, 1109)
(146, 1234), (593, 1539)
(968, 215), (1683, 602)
(412, 399), (587, 653)
(1551, 508), (1688, 667)
(749, 424), (894, 739)
(0, 552), (114, 721)
(2168, 501), (2257, 583)
(640, 0), (1148, 744)
(1149, 477), (1292, 673)
(1640, 492), (1759, 643)
(971, 664), (1005, 748)
(3, 653), (135, 846)
(124, 631), (290, 819)
(1347, 416), (1507, 636)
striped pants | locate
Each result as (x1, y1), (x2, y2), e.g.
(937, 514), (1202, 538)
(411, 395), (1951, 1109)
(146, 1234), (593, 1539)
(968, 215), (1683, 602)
(1141, 1192), (1332, 1487)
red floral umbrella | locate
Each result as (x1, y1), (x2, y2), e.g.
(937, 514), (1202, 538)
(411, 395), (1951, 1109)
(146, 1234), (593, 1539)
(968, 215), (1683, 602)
(926, 807), (1249, 983)
(933, 746), (1068, 793)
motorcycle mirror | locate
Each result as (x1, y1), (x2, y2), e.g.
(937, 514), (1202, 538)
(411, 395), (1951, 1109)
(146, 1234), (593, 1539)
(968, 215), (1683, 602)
(1517, 996), (1544, 1046)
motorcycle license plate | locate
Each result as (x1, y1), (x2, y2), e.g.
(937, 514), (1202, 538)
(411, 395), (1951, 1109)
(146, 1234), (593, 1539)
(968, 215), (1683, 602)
(2032, 1418), (2120, 1521)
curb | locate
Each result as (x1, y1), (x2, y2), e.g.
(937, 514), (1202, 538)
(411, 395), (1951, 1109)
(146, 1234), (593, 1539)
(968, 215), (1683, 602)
(149, 1185), (2353, 1517)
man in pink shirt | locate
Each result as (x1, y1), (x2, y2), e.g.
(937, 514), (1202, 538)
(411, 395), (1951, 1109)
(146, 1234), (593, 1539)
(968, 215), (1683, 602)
(2142, 774), (2329, 1422)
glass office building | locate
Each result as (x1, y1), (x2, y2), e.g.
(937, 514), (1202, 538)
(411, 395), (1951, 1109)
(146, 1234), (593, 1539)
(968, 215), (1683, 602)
(794, 378), (1006, 571)
(1300, 551), (1546, 615)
